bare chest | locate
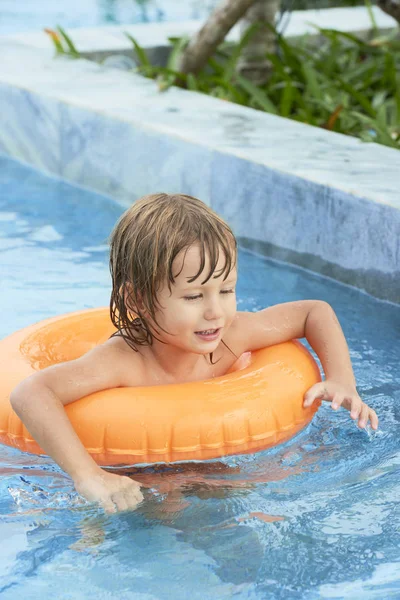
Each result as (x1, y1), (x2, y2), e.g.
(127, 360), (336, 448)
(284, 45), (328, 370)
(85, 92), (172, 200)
(124, 348), (239, 387)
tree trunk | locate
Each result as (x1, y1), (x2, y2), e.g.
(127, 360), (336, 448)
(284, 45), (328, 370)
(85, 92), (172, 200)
(377, 0), (400, 24)
(236, 0), (281, 85)
(178, 0), (256, 75)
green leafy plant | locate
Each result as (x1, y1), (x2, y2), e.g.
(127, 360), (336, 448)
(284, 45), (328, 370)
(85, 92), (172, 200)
(44, 26), (80, 58)
(44, 14), (400, 150)
(128, 23), (400, 149)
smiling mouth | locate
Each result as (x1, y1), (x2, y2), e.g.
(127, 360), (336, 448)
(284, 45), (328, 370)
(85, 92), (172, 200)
(196, 328), (218, 335)
(194, 328), (221, 340)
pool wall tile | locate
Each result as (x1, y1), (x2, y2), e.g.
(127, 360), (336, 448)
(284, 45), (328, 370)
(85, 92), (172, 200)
(210, 152), (400, 300)
(0, 84), (61, 176)
(59, 105), (212, 205)
(211, 153), (399, 271)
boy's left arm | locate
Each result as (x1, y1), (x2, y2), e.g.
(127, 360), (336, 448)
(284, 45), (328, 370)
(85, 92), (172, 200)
(233, 300), (378, 430)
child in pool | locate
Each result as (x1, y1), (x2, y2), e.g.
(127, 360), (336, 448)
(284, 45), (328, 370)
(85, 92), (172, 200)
(11, 193), (379, 513)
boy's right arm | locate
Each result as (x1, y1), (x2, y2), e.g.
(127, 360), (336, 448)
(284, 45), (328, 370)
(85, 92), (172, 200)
(10, 341), (144, 513)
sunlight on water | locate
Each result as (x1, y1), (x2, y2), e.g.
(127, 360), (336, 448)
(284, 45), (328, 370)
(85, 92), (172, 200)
(1, 156), (399, 599)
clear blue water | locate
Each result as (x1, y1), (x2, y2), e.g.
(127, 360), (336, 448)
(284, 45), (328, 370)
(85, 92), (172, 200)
(1, 155), (400, 599)
(0, 0), (219, 35)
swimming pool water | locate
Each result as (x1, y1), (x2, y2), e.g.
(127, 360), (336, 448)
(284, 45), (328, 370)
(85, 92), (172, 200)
(0, 0), (219, 35)
(1, 155), (399, 599)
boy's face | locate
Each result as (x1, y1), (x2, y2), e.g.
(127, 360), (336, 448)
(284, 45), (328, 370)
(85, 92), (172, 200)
(152, 244), (237, 354)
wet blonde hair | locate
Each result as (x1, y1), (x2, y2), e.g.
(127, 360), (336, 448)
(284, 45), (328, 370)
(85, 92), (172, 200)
(109, 193), (237, 351)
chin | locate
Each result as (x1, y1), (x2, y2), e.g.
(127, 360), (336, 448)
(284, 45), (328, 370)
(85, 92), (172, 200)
(198, 347), (216, 355)
(195, 341), (220, 355)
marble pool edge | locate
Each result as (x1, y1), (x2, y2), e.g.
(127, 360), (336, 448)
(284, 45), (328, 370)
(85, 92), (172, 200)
(0, 19), (399, 303)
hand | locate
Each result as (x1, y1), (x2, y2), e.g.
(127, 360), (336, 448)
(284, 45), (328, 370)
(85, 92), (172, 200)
(303, 380), (379, 431)
(74, 469), (144, 513)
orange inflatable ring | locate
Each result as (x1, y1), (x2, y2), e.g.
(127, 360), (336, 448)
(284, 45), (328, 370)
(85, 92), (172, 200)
(0, 308), (321, 466)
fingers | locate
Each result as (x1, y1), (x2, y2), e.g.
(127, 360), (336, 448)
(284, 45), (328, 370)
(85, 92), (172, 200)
(111, 477), (143, 512)
(102, 479), (144, 514)
(102, 499), (117, 514)
(304, 382), (379, 432)
(303, 383), (328, 407)
(369, 407), (379, 430)
(350, 399), (362, 421)
(121, 476), (144, 503)
(354, 401), (368, 428)
(357, 404), (379, 431)
(125, 486), (144, 509)
(331, 393), (344, 411)
(348, 397), (367, 427)
(345, 397), (378, 430)
(111, 491), (129, 512)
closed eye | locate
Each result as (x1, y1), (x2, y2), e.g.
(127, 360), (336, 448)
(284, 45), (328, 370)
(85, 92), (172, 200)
(184, 288), (235, 301)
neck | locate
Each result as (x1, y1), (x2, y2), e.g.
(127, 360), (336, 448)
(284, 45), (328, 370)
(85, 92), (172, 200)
(148, 340), (208, 382)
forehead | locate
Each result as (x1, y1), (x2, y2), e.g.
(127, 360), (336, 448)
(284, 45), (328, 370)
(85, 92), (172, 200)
(173, 244), (235, 281)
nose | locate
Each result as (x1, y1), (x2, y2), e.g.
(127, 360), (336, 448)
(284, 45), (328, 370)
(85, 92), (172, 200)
(204, 296), (223, 322)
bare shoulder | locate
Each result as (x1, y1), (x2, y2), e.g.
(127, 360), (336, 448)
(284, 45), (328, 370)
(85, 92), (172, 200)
(93, 335), (145, 386)
(23, 334), (145, 406)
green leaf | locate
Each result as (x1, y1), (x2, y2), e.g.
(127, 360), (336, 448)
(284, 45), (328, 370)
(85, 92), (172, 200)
(263, 20), (305, 75)
(44, 28), (65, 54)
(56, 25), (80, 57)
(315, 27), (370, 49)
(167, 35), (190, 71)
(235, 74), (277, 114)
(208, 75), (248, 104)
(382, 51), (397, 90)
(280, 80), (294, 117)
(206, 56), (225, 76)
(337, 77), (376, 118)
(321, 38), (340, 78)
(372, 91), (388, 110)
(124, 33), (151, 67)
(302, 62), (323, 101)
(349, 110), (397, 147)
(186, 73), (199, 92)
(364, 0), (379, 36)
